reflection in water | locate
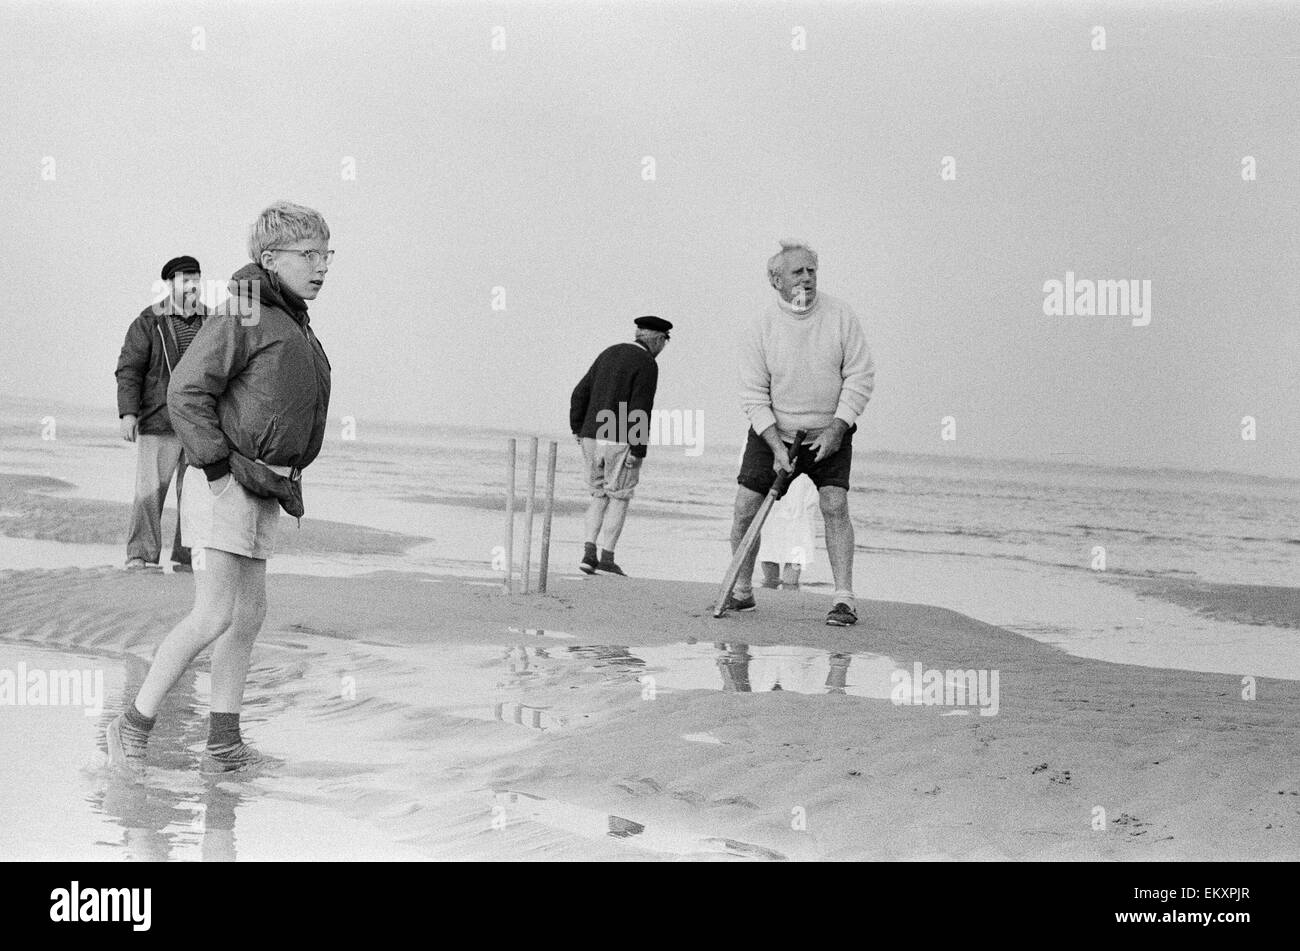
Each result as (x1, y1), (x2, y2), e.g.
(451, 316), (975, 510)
(504, 641), (898, 699)
(92, 777), (246, 862)
(717, 643), (752, 692)
(7, 628), (897, 861)
(88, 647), (247, 861)
(493, 700), (567, 731)
(564, 645), (647, 670)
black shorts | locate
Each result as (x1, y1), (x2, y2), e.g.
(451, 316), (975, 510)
(736, 425), (855, 495)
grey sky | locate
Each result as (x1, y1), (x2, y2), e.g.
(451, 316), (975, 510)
(1, 0), (1296, 477)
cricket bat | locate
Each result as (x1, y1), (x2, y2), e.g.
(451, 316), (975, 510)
(712, 430), (807, 618)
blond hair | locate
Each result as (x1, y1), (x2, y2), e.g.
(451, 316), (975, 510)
(248, 201), (330, 263)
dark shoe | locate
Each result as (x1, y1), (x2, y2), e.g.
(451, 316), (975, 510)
(105, 714), (147, 775)
(724, 594), (757, 612)
(579, 551), (598, 574)
(171, 563), (193, 574)
(595, 558), (626, 576)
(200, 741), (271, 775)
(826, 602), (858, 627)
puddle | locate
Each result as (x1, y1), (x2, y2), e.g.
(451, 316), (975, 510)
(507, 626), (576, 640)
(492, 790), (787, 860)
(2, 629), (911, 861)
(0, 640), (427, 861)
(503, 640), (906, 699)
(681, 732), (724, 745)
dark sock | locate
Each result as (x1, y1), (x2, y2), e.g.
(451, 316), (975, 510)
(124, 702), (156, 733)
(207, 712), (242, 748)
(583, 542), (597, 558)
(600, 548), (615, 563)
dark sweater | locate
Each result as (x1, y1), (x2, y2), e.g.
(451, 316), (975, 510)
(569, 341), (659, 458)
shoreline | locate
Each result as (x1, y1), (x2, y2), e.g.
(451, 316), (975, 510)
(2, 466), (1297, 682)
(2, 566), (1297, 860)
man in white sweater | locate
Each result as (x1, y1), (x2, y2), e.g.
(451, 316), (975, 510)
(729, 241), (875, 626)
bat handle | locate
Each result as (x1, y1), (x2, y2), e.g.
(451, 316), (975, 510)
(772, 430), (807, 497)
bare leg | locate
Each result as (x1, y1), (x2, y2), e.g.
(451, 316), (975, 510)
(760, 561), (780, 588)
(133, 549), (240, 717)
(781, 563), (802, 589)
(584, 495), (608, 545)
(208, 555), (268, 713)
(597, 497), (630, 551)
(819, 486), (854, 603)
(729, 486), (764, 597)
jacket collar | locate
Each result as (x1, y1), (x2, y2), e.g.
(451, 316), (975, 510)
(229, 264), (310, 326)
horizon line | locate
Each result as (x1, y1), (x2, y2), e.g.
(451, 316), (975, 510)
(0, 391), (1294, 486)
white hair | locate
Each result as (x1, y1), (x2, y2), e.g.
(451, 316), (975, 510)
(248, 200), (330, 263)
(767, 240), (818, 285)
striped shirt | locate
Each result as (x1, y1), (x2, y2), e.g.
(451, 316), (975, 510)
(170, 313), (203, 358)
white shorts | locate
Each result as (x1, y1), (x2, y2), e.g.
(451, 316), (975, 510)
(181, 466), (282, 560)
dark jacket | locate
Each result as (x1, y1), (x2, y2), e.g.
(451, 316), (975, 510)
(569, 341), (659, 458)
(115, 301), (210, 435)
(167, 264), (332, 481)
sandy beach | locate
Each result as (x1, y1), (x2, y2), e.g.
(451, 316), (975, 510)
(3, 410), (1300, 861)
(4, 560), (1298, 861)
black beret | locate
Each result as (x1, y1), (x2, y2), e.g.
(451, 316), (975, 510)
(161, 255), (201, 281)
(634, 315), (673, 337)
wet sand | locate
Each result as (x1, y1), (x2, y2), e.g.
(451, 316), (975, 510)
(2, 565), (1297, 861)
(1109, 575), (1300, 631)
(0, 472), (426, 556)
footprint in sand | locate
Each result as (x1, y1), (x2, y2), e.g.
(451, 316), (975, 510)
(1112, 812), (1150, 836)
(1030, 763), (1072, 786)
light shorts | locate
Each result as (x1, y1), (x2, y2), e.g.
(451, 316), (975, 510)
(581, 437), (641, 501)
(180, 465), (282, 560)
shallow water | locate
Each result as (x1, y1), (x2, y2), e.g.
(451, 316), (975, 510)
(4, 408), (1297, 680)
(1, 632), (901, 861)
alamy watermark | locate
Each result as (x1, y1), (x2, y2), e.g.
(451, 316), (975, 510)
(148, 278), (257, 319)
(1042, 271), (1151, 327)
(890, 662), (1000, 716)
(50, 882), (151, 931)
(0, 663), (104, 717)
(594, 402), (705, 456)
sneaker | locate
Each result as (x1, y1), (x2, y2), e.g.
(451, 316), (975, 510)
(826, 602), (858, 626)
(171, 562), (193, 574)
(200, 741), (268, 775)
(105, 714), (147, 775)
(124, 558), (148, 570)
(724, 593), (757, 612)
(579, 551), (598, 574)
(594, 558), (626, 576)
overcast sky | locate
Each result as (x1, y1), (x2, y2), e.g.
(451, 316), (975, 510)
(1, 0), (1296, 477)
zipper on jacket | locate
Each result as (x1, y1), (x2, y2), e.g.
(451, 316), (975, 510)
(156, 324), (174, 375)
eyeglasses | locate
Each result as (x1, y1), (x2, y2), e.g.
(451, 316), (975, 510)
(268, 248), (334, 267)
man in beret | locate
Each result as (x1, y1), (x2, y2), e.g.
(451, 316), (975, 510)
(569, 315), (672, 576)
(115, 255), (211, 571)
